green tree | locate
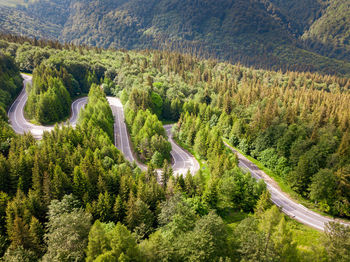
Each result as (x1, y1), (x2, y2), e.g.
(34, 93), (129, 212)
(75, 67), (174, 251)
(323, 222), (350, 262)
(87, 222), (141, 262)
(113, 195), (126, 223)
(86, 220), (114, 262)
(202, 178), (218, 210)
(272, 217), (299, 262)
(151, 151), (164, 168)
(2, 245), (37, 262)
(178, 211), (231, 261)
(309, 169), (337, 212)
(42, 195), (91, 262)
(159, 194), (197, 238)
(258, 206), (282, 258)
(150, 92), (163, 118)
(125, 197), (154, 238)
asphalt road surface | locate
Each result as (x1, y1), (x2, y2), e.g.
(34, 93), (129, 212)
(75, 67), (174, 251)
(107, 97), (147, 170)
(8, 74), (87, 139)
(8, 75), (199, 175)
(225, 142), (349, 231)
(108, 97), (199, 175)
(164, 124), (200, 176)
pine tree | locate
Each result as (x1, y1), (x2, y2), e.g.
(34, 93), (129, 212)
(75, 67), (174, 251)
(202, 178), (218, 209)
(32, 153), (42, 195)
(0, 154), (9, 193)
(86, 220), (112, 262)
(95, 191), (114, 222)
(29, 216), (44, 256)
(114, 195), (126, 223)
(272, 217), (299, 262)
(254, 190), (272, 217)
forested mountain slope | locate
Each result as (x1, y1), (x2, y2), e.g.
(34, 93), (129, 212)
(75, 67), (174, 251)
(0, 0), (349, 76)
(302, 0), (350, 60)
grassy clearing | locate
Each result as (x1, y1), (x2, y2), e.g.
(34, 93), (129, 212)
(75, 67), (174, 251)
(287, 217), (324, 256)
(220, 209), (249, 224)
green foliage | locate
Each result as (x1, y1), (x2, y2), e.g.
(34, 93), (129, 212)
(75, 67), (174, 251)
(140, 195), (235, 261)
(0, 33), (348, 261)
(323, 222), (350, 262)
(218, 170), (266, 212)
(302, 0), (350, 61)
(79, 84), (114, 141)
(25, 64), (71, 124)
(0, 52), (22, 111)
(0, 52), (22, 155)
(42, 195), (92, 262)
(150, 91), (163, 118)
(309, 169), (337, 213)
(1, 0), (350, 76)
(234, 206), (299, 262)
(125, 99), (171, 166)
(86, 221), (141, 262)
(2, 245), (37, 262)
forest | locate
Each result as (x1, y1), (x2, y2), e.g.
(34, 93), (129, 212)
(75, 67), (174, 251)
(123, 86), (171, 167)
(0, 51), (22, 156)
(25, 65), (71, 124)
(1, 0), (350, 77)
(0, 34), (349, 261)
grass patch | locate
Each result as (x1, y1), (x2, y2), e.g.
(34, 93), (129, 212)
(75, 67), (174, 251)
(286, 216), (324, 255)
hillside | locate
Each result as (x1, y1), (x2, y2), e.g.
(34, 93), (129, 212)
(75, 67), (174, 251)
(0, 0), (349, 76)
(302, 0), (350, 60)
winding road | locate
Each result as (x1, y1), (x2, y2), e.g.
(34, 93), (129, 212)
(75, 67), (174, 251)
(8, 75), (199, 176)
(8, 74), (87, 139)
(8, 75), (348, 231)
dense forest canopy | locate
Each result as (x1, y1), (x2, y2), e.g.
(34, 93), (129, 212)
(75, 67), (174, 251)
(0, 0), (350, 77)
(0, 34), (349, 261)
(25, 65), (72, 124)
(0, 52), (22, 156)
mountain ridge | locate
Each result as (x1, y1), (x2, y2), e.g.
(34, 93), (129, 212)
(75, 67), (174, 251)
(0, 0), (349, 76)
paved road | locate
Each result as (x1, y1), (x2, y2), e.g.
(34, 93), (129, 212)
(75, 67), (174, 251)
(8, 75), (198, 175)
(225, 142), (349, 231)
(8, 75), (87, 139)
(107, 97), (147, 171)
(164, 125), (200, 176)
(108, 97), (199, 175)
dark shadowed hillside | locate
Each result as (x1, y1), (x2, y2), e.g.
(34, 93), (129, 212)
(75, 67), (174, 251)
(0, 0), (349, 76)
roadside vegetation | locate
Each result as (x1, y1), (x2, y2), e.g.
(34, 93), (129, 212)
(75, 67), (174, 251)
(0, 52), (22, 155)
(0, 34), (349, 261)
(123, 88), (171, 168)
